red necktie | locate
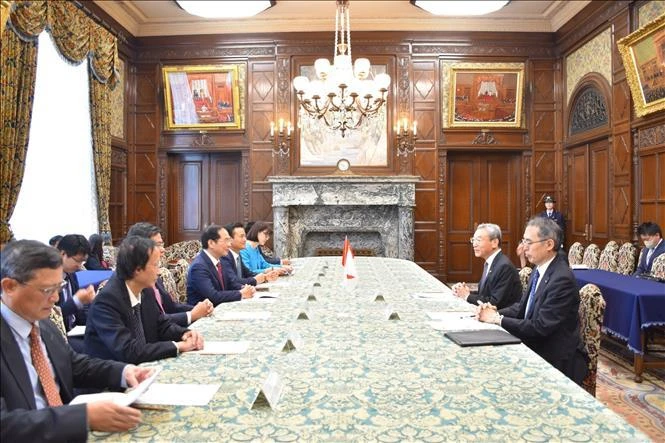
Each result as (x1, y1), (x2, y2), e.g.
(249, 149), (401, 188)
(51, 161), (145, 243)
(216, 261), (225, 290)
(30, 324), (63, 407)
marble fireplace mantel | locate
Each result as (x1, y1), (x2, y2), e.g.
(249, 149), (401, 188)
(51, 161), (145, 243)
(268, 175), (419, 260)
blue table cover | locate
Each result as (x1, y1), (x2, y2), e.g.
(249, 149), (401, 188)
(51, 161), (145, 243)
(574, 269), (665, 353)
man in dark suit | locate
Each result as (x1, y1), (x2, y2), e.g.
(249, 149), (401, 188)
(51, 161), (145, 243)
(478, 217), (587, 385)
(634, 221), (665, 276)
(85, 236), (204, 364)
(56, 234), (95, 332)
(187, 224), (256, 306)
(222, 222), (279, 287)
(127, 222), (213, 326)
(452, 223), (521, 310)
(539, 195), (565, 247)
(1, 240), (153, 441)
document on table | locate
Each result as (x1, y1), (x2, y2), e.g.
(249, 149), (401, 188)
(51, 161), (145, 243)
(427, 312), (500, 332)
(186, 341), (249, 355)
(219, 311), (271, 321)
(243, 292), (280, 301)
(70, 366), (162, 406)
(67, 325), (86, 336)
(135, 383), (221, 406)
(411, 291), (452, 300)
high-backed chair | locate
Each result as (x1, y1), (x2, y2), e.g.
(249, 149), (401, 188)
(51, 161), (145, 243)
(651, 254), (665, 279)
(597, 241), (619, 272)
(159, 266), (181, 302)
(48, 306), (68, 339)
(163, 240), (201, 264)
(168, 258), (191, 303)
(102, 245), (117, 269)
(568, 242), (584, 265)
(582, 244), (601, 269)
(518, 266), (532, 294)
(578, 283), (606, 397)
(616, 242), (637, 275)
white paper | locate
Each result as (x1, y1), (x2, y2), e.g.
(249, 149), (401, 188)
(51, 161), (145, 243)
(427, 311), (474, 321)
(135, 383), (220, 406)
(70, 366), (162, 406)
(219, 311), (271, 321)
(427, 313), (501, 332)
(186, 341), (249, 355)
(67, 325), (86, 336)
(411, 292), (450, 300)
(571, 264), (588, 270)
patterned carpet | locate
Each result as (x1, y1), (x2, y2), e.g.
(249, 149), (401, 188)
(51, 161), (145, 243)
(596, 343), (665, 442)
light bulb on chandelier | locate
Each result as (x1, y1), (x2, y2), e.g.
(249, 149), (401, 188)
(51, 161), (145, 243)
(292, 0), (391, 138)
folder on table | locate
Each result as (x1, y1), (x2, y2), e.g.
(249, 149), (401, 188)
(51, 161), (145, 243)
(75, 270), (113, 288)
(444, 329), (521, 347)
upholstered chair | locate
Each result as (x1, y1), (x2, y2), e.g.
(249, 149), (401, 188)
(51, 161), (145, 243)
(158, 266), (180, 302)
(597, 241), (619, 272)
(616, 242), (637, 275)
(582, 244), (601, 269)
(168, 258), (191, 303)
(48, 306), (68, 339)
(651, 254), (665, 279)
(518, 266), (532, 294)
(568, 242), (584, 265)
(163, 240), (202, 264)
(102, 245), (117, 269)
(578, 283), (606, 397)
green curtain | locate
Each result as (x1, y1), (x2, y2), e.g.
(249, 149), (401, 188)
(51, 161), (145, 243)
(0, 1), (119, 243)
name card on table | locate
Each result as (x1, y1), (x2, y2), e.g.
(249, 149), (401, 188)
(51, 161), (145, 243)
(307, 294), (317, 301)
(281, 331), (304, 352)
(297, 310), (311, 320)
(250, 371), (283, 410)
(374, 294), (386, 302)
(384, 305), (400, 320)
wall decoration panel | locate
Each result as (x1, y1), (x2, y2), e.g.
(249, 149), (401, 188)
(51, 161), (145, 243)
(565, 28), (612, 104)
(638, 1), (665, 27)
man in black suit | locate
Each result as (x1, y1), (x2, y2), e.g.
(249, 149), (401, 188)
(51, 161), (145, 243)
(478, 217), (587, 385)
(56, 234), (95, 332)
(634, 222), (665, 276)
(127, 222), (213, 326)
(85, 236), (204, 364)
(1, 240), (153, 441)
(187, 224), (255, 307)
(223, 222), (279, 287)
(452, 223), (521, 310)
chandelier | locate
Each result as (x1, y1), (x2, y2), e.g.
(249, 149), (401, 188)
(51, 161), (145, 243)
(292, 0), (391, 138)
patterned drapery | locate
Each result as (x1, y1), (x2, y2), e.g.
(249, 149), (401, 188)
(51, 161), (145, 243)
(0, 1), (119, 242)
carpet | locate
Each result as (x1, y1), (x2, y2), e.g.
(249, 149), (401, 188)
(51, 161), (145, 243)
(596, 346), (665, 442)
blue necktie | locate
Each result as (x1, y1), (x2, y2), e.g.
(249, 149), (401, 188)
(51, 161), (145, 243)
(524, 269), (540, 318)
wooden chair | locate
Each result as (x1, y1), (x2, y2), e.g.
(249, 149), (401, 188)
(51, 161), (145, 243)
(597, 241), (618, 272)
(518, 266), (532, 294)
(616, 242), (637, 275)
(568, 242), (584, 265)
(578, 283), (606, 397)
(582, 244), (600, 269)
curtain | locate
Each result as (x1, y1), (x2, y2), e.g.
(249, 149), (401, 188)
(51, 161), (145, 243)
(0, 0), (119, 243)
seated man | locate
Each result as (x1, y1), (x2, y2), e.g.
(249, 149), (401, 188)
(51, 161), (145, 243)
(85, 236), (204, 364)
(452, 223), (521, 310)
(56, 234), (95, 332)
(187, 224), (255, 306)
(127, 222), (213, 326)
(477, 217), (587, 386)
(242, 221), (292, 275)
(223, 222), (279, 286)
(634, 221), (664, 276)
(1, 240), (154, 441)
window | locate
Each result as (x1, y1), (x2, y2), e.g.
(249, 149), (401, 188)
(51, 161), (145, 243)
(10, 32), (98, 244)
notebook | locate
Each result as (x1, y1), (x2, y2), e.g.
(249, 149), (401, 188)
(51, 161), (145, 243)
(444, 329), (521, 347)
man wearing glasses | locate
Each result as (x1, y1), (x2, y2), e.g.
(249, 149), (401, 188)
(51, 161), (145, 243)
(451, 223), (521, 309)
(187, 224), (255, 307)
(1, 240), (154, 441)
(477, 217), (587, 385)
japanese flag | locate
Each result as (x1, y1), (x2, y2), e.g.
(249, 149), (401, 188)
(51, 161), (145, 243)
(342, 236), (358, 280)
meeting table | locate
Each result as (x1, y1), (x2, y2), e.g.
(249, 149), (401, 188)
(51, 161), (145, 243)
(90, 257), (647, 441)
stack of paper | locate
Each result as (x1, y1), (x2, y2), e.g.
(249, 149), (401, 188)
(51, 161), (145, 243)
(427, 312), (500, 332)
(70, 367), (162, 406)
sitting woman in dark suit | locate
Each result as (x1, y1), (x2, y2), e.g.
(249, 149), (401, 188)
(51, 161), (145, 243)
(85, 233), (109, 270)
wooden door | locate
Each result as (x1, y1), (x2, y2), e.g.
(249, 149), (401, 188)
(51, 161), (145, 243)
(168, 152), (241, 243)
(446, 153), (522, 283)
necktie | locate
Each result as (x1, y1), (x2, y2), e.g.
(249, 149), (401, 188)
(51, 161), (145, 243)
(216, 261), (225, 289)
(478, 262), (489, 293)
(153, 286), (165, 313)
(62, 274), (75, 329)
(236, 255), (242, 279)
(132, 304), (146, 346)
(524, 269), (541, 318)
(646, 248), (654, 267)
(29, 324), (63, 407)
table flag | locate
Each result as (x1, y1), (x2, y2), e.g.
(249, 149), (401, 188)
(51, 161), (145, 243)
(342, 236), (358, 280)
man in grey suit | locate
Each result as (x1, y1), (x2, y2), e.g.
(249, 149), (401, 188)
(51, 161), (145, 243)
(477, 217), (587, 385)
(452, 223), (521, 310)
(1, 240), (153, 441)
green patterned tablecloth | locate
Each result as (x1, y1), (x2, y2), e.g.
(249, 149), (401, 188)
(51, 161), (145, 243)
(91, 257), (647, 442)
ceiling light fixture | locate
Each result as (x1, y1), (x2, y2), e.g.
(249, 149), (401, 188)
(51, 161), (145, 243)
(412, 1), (510, 16)
(292, 0), (391, 138)
(175, 1), (273, 19)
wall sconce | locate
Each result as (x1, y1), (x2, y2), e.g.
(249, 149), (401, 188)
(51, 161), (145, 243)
(395, 118), (417, 175)
(270, 118), (292, 175)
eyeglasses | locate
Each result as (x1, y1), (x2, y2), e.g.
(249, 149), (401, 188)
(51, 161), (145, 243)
(520, 238), (550, 246)
(69, 255), (87, 264)
(19, 280), (67, 297)
(469, 237), (486, 244)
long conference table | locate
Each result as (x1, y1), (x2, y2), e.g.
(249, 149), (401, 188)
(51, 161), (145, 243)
(573, 269), (665, 382)
(92, 257), (647, 441)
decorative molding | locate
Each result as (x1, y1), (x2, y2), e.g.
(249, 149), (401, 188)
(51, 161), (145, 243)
(276, 56), (290, 116)
(158, 152), (168, 239)
(111, 147), (128, 165)
(192, 133), (214, 147)
(525, 150), (532, 223)
(241, 150), (251, 222)
(569, 87), (609, 135)
(556, 1), (630, 54)
(397, 55), (410, 118)
(413, 45), (554, 57)
(638, 124), (665, 149)
(438, 150), (447, 280)
(136, 46), (275, 61)
(631, 128), (639, 243)
(472, 130), (497, 145)
(278, 44), (410, 55)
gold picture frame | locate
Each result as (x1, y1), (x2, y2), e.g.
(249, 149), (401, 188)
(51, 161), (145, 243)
(448, 65), (525, 128)
(617, 14), (665, 118)
(162, 65), (241, 130)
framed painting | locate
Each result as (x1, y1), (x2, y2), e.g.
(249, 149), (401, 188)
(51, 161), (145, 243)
(448, 65), (525, 128)
(162, 65), (241, 130)
(617, 14), (665, 118)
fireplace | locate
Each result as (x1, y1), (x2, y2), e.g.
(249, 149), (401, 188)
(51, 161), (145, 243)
(268, 176), (418, 260)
